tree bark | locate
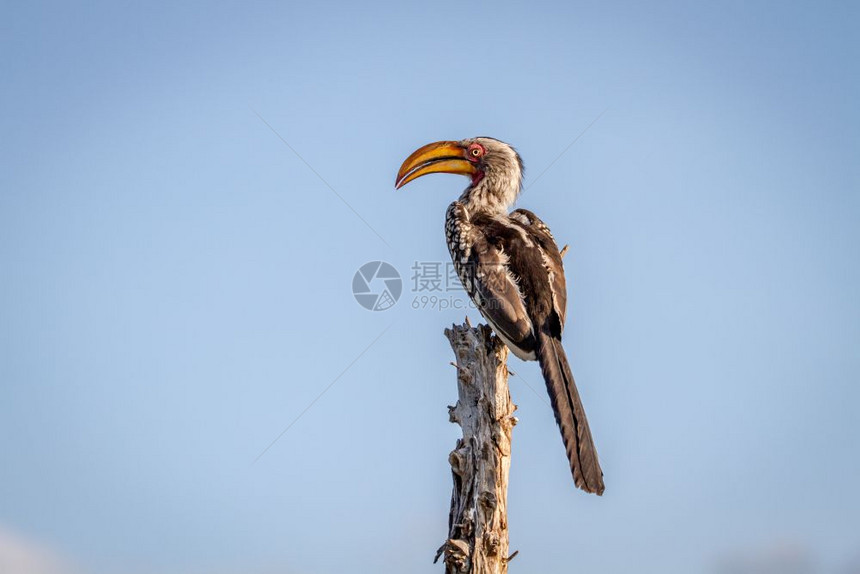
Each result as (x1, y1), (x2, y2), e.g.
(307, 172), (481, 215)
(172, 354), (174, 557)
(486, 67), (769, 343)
(436, 321), (517, 574)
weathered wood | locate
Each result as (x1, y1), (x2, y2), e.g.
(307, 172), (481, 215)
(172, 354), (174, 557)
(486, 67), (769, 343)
(436, 321), (517, 574)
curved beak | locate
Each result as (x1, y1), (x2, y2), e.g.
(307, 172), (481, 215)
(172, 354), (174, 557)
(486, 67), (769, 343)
(395, 140), (477, 189)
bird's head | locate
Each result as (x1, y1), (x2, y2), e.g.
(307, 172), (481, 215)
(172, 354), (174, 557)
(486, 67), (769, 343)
(395, 137), (523, 212)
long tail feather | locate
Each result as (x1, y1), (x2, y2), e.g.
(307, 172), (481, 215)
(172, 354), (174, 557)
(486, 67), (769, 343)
(536, 330), (605, 494)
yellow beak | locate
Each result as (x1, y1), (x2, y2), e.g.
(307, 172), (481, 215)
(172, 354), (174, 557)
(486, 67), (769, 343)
(395, 141), (477, 189)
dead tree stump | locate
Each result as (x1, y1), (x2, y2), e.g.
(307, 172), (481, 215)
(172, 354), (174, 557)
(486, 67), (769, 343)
(436, 321), (518, 574)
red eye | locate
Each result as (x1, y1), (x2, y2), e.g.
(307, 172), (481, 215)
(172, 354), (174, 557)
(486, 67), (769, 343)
(467, 144), (484, 160)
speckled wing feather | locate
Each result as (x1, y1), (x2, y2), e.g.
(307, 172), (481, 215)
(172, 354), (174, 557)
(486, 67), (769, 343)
(446, 202), (535, 356)
(510, 208), (567, 328)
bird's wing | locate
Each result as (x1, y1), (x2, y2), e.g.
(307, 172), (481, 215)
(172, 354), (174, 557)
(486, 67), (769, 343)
(464, 211), (564, 350)
(510, 208), (567, 329)
(465, 225), (535, 350)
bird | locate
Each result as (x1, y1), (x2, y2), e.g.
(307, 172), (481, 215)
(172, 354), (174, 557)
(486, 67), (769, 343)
(395, 137), (604, 495)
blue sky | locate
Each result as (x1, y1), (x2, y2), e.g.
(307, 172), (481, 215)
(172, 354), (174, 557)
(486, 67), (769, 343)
(1, 1), (858, 573)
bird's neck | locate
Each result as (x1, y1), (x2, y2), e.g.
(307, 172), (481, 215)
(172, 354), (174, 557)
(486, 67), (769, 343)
(459, 170), (521, 215)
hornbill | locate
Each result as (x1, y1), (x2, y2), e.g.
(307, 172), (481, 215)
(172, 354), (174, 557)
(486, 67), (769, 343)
(396, 137), (604, 495)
